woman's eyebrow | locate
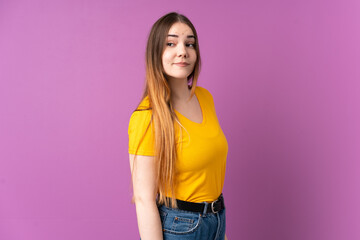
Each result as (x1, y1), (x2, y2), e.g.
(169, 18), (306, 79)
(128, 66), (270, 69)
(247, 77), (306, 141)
(167, 34), (196, 39)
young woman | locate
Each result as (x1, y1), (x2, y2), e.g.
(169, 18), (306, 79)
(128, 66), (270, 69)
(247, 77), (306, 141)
(128, 12), (229, 240)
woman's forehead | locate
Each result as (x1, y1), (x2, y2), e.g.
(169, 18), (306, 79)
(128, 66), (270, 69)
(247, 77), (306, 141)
(167, 22), (194, 36)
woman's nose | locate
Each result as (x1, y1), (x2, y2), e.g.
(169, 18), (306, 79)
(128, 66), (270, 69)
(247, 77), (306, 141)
(177, 43), (187, 57)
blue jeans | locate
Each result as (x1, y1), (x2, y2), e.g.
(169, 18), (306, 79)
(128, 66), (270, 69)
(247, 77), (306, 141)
(157, 202), (226, 240)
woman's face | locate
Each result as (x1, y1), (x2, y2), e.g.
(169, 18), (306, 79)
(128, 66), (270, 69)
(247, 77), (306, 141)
(162, 22), (197, 82)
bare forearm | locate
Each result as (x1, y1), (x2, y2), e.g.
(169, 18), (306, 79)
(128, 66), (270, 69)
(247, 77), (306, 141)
(135, 200), (163, 240)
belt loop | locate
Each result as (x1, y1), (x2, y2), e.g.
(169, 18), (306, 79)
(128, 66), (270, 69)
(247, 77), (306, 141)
(202, 201), (209, 215)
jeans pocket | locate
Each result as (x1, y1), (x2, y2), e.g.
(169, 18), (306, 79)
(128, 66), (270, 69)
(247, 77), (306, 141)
(160, 206), (202, 235)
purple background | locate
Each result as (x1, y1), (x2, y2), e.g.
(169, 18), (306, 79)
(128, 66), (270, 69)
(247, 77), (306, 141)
(1, 0), (359, 239)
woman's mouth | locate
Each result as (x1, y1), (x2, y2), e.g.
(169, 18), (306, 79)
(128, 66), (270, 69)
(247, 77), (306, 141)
(174, 62), (190, 67)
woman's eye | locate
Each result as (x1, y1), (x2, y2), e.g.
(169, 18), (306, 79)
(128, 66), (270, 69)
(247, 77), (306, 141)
(166, 42), (195, 48)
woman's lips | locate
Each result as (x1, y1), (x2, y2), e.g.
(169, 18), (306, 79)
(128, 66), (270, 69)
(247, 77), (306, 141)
(174, 62), (190, 67)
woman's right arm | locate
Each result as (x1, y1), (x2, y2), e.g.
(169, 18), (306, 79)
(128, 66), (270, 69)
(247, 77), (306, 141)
(129, 154), (163, 240)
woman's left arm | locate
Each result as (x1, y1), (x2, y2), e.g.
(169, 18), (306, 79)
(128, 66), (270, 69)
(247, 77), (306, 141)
(225, 234), (228, 240)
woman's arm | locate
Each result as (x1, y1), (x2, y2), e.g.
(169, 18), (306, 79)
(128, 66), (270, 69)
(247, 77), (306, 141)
(225, 234), (228, 240)
(129, 154), (163, 240)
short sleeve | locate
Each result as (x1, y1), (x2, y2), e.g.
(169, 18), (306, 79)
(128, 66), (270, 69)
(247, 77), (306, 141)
(128, 109), (155, 156)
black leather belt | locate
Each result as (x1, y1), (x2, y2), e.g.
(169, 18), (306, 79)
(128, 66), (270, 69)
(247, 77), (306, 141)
(170, 193), (225, 214)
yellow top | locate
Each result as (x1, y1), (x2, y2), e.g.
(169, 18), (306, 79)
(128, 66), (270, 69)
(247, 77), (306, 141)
(128, 86), (228, 203)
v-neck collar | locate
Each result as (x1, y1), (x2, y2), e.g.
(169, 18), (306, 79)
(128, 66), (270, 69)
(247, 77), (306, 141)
(174, 87), (206, 125)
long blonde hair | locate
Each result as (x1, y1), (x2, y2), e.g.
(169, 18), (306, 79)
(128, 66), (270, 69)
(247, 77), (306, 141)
(132, 12), (201, 208)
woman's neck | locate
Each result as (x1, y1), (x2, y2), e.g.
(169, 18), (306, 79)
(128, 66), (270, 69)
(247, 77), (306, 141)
(168, 78), (192, 103)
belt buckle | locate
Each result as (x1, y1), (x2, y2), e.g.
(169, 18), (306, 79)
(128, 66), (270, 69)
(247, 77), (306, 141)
(211, 199), (219, 213)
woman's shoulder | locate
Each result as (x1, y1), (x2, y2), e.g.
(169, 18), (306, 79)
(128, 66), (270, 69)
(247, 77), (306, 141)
(128, 96), (155, 156)
(137, 95), (152, 110)
(195, 85), (214, 103)
(131, 96), (152, 117)
(128, 96), (152, 129)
